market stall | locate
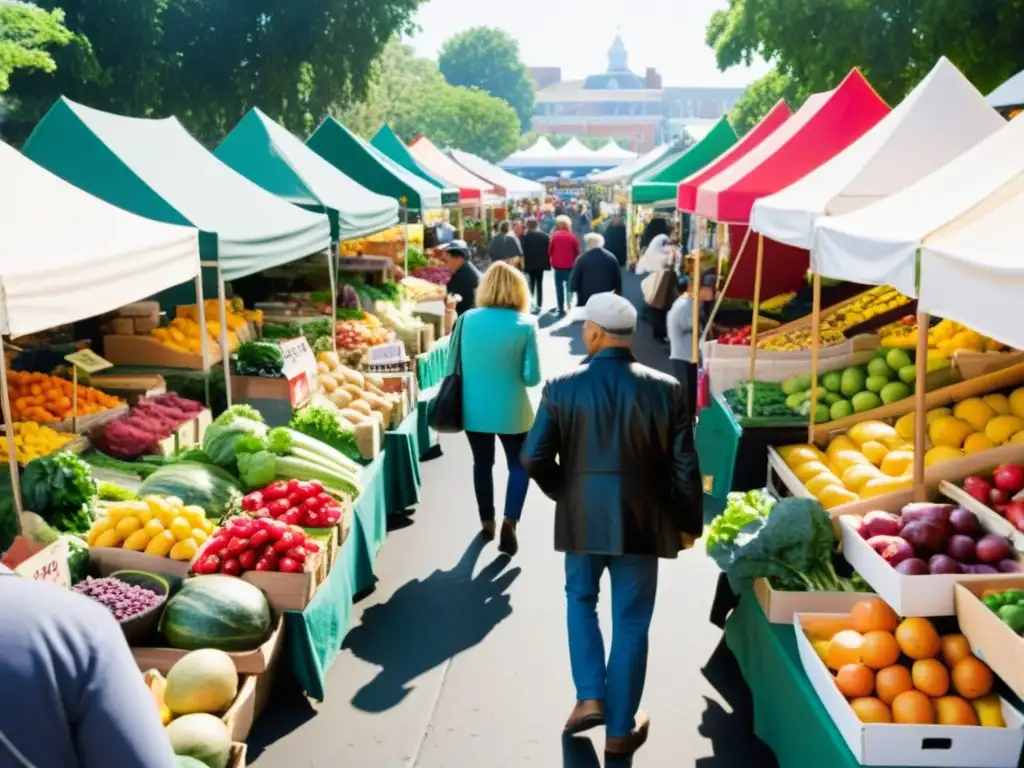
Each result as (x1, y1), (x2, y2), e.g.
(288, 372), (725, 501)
(631, 117), (738, 206)
(587, 144), (673, 186)
(446, 147), (545, 201)
(370, 125), (460, 207)
(21, 97), (332, 406)
(407, 135), (497, 205)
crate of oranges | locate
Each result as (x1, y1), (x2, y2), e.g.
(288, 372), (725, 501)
(8, 371), (125, 429)
(795, 598), (1024, 766)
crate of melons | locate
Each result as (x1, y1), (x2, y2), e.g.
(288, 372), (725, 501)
(796, 597), (1024, 767)
(88, 496), (215, 579)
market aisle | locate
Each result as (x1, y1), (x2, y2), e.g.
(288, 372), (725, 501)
(250, 272), (776, 767)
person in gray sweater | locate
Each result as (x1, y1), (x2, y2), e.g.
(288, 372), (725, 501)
(666, 276), (703, 419)
(487, 220), (524, 264)
(570, 233), (622, 311)
(0, 566), (178, 768)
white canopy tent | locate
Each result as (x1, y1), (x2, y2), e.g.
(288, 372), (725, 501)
(503, 137), (558, 164)
(555, 138), (597, 159)
(588, 144), (670, 184)
(918, 182), (1024, 350)
(812, 111), (1024, 297)
(594, 140), (637, 160)
(752, 58), (1003, 250)
(447, 148), (544, 199)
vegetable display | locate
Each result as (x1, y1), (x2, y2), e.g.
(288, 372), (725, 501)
(412, 265), (451, 285)
(93, 394), (206, 459)
(230, 341), (284, 378)
(137, 463), (245, 521)
(240, 479), (343, 528)
(723, 382), (797, 420)
(158, 574), (272, 652)
(853, 502), (1020, 575)
(707, 496), (867, 593)
(0, 421), (76, 464)
(981, 589), (1024, 634)
(22, 452), (98, 534)
(400, 275), (446, 301)
(703, 490), (776, 552)
(73, 574), (165, 621)
(7, 370), (124, 423)
(961, 464), (1024, 532)
(288, 407), (361, 462)
(87, 496), (215, 561)
(317, 351), (401, 430)
(192, 516), (321, 576)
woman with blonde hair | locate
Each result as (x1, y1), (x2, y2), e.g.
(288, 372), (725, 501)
(549, 214), (581, 315)
(446, 261), (542, 554)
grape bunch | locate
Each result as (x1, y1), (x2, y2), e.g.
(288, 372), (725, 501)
(73, 576), (163, 621)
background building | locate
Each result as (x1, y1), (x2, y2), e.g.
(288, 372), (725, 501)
(529, 34), (744, 151)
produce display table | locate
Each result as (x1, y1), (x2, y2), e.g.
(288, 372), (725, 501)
(384, 410), (422, 514)
(284, 456), (388, 701)
(417, 335), (451, 389)
(725, 594), (902, 768)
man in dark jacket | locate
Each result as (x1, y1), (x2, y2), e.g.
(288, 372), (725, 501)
(521, 293), (702, 758)
(604, 213), (628, 267)
(487, 220), (523, 264)
(570, 232), (622, 311)
(438, 240), (480, 316)
(521, 217), (550, 312)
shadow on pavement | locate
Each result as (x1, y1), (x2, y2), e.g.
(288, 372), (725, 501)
(696, 638), (778, 767)
(551, 321), (588, 358)
(562, 734), (602, 767)
(245, 674), (318, 762)
(343, 535), (521, 712)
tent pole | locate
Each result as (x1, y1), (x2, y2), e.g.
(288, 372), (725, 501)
(0, 337), (23, 527)
(746, 234), (765, 419)
(194, 270), (212, 408)
(328, 243), (339, 357)
(690, 216), (702, 363)
(808, 274), (822, 445)
(913, 311), (930, 502)
(402, 207), (410, 276)
(216, 266), (232, 408)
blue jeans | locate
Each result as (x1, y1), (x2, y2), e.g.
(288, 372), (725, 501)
(554, 269), (573, 311)
(565, 553), (659, 738)
(465, 431), (529, 522)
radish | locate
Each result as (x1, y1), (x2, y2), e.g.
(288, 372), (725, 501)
(993, 464), (1024, 494)
(962, 475), (993, 504)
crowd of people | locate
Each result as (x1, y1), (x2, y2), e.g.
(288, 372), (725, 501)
(427, 207), (705, 758)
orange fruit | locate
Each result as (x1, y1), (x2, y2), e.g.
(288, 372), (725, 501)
(895, 617), (941, 660)
(835, 663), (875, 698)
(912, 659), (950, 698)
(951, 657), (993, 699)
(940, 634), (972, 668)
(826, 630), (865, 671)
(892, 690), (936, 724)
(875, 665), (914, 706)
(850, 697), (893, 723)
(850, 599), (900, 634)
(935, 696), (979, 726)
(862, 631), (901, 670)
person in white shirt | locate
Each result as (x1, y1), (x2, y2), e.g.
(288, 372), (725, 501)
(666, 276), (701, 418)
(635, 234), (678, 342)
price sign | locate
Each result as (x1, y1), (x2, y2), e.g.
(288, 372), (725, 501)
(64, 348), (113, 374)
(368, 342), (408, 366)
(278, 338), (318, 408)
(7, 538), (70, 589)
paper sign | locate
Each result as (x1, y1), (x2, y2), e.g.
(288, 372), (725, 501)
(64, 348), (113, 374)
(5, 537), (70, 588)
(278, 338), (317, 408)
(368, 342), (407, 365)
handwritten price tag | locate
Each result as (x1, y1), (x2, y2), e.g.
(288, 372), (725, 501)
(14, 539), (70, 588)
(64, 348), (113, 374)
(368, 342), (407, 366)
(278, 338), (317, 409)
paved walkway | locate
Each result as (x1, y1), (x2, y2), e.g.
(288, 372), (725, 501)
(250, 272), (778, 767)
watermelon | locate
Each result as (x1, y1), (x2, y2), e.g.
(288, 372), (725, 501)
(160, 575), (271, 652)
(139, 463), (243, 520)
(166, 713), (231, 768)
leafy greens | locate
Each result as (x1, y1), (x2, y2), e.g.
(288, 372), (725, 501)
(21, 452), (98, 534)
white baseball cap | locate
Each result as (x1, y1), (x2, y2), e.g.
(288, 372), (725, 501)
(582, 293), (637, 334)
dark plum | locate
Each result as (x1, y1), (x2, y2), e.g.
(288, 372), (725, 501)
(895, 558), (930, 575)
(928, 554), (963, 575)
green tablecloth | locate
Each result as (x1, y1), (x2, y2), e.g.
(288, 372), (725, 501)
(417, 386), (440, 458)
(384, 409), (422, 513)
(725, 594), (899, 768)
(417, 335), (451, 389)
(285, 455), (388, 701)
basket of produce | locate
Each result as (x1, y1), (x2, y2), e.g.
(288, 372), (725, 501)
(73, 570), (170, 644)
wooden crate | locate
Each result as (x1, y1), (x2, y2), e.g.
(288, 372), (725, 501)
(103, 334), (220, 370)
(132, 616), (284, 675)
(756, 287), (911, 342)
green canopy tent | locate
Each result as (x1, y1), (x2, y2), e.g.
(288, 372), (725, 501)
(306, 117), (443, 212)
(370, 125), (459, 207)
(22, 97), (332, 400)
(631, 118), (738, 206)
(216, 108), (400, 243)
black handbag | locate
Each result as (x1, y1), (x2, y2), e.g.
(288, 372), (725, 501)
(427, 317), (464, 433)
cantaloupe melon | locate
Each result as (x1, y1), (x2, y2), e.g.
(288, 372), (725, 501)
(166, 713), (232, 768)
(165, 649), (238, 717)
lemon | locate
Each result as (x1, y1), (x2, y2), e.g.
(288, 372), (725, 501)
(963, 433), (995, 455)
(832, 450), (872, 475)
(115, 516), (143, 538)
(169, 517), (193, 541)
(929, 416), (973, 449)
(927, 407), (952, 424)
(794, 460), (832, 483)
(143, 518), (165, 538)
(827, 435), (859, 461)
(985, 394), (1011, 415)
(818, 485), (859, 510)
(805, 473), (844, 497)
(1010, 388), (1024, 419)
(847, 421), (899, 448)
(860, 440), (889, 466)
(123, 530), (151, 552)
(925, 445), (963, 467)
(880, 450), (914, 477)
(895, 412), (916, 441)
(169, 538), (198, 562)
(841, 463), (883, 492)
(953, 398), (997, 432)
(985, 415), (1024, 446)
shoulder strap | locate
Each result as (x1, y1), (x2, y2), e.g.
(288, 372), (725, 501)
(450, 315), (465, 376)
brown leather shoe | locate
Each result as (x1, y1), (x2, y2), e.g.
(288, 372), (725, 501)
(498, 518), (519, 556)
(480, 520), (496, 540)
(563, 699), (604, 735)
(605, 710), (650, 756)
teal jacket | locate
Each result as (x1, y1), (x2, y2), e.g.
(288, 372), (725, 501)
(447, 307), (541, 434)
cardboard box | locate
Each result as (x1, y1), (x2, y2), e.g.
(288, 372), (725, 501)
(242, 550), (324, 612)
(89, 547), (190, 580)
(229, 375), (290, 402)
(229, 743), (247, 768)
(752, 577), (869, 624)
(794, 612), (1024, 767)
(955, 578), (1024, 701)
(221, 661), (279, 741)
(942, 481), (1024, 554)
(132, 616), (284, 675)
(104, 334), (220, 370)
(839, 513), (1022, 617)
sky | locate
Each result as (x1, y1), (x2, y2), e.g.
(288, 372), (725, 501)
(406, 0), (770, 89)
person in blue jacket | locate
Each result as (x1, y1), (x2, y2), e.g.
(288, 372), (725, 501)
(447, 261), (542, 556)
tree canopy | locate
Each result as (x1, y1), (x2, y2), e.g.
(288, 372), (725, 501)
(337, 40), (521, 162)
(0, 1), (72, 94)
(707, 0), (1024, 132)
(438, 26), (535, 129)
(4, 0), (424, 144)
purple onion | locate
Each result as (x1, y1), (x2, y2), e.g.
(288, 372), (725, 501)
(72, 576), (162, 621)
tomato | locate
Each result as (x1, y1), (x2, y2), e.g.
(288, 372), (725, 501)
(304, 540), (321, 553)
(285, 546), (308, 563)
(302, 496), (323, 511)
(304, 510), (323, 527)
(241, 491), (264, 511)
(307, 480), (324, 495)
(278, 557), (302, 574)
(286, 479), (301, 495)
(262, 481), (289, 500)
(253, 507), (270, 519)
(250, 529), (271, 549)
(254, 558), (273, 572)
(194, 555), (221, 574)
(323, 508), (342, 526)
(268, 498), (291, 517)
(265, 519), (288, 540)
(221, 557), (242, 576)
(274, 532), (300, 553)
(238, 549), (259, 571)
(280, 508), (303, 526)
(229, 518), (256, 538)
(227, 537), (250, 555)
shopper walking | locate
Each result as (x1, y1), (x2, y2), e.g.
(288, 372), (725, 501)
(549, 215), (581, 315)
(437, 240), (481, 317)
(488, 220), (524, 267)
(448, 261), (541, 556)
(521, 217), (551, 313)
(520, 293), (702, 758)
(667, 276), (703, 419)
(635, 233), (679, 343)
(570, 232), (622, 310)
(604, 213), (628, 268)
(0, 565), (179, 767)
